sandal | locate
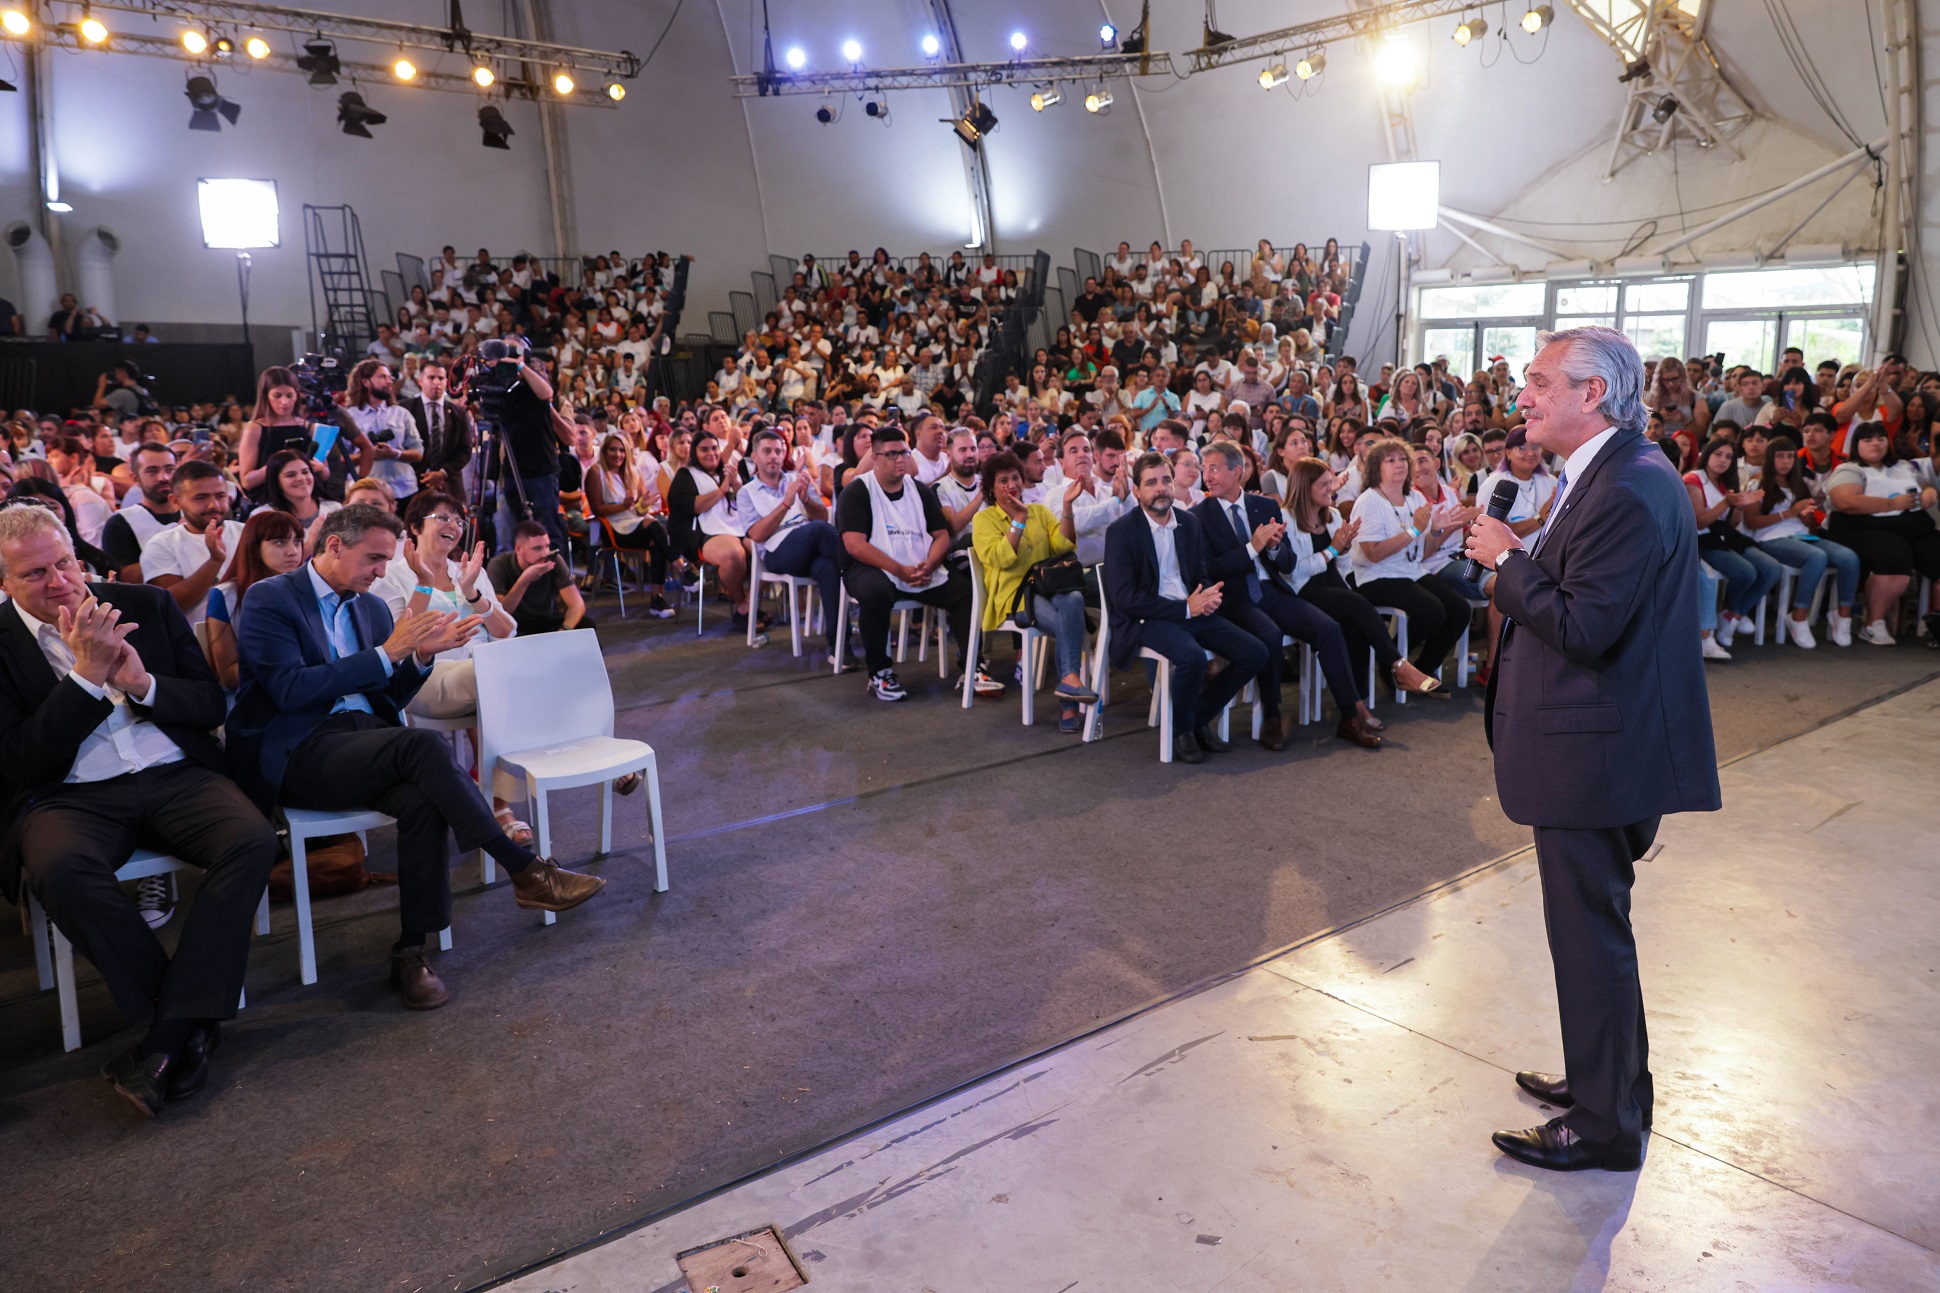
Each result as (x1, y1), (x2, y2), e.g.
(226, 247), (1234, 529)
(494, 808), (534, 847)
(615, 772), (642, 796)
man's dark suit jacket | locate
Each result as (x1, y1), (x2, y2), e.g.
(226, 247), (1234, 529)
(0, 584), (227, 902)
(1487, 426), (1722, 829)
(1102, 505), (1213, 670)
(401, 394), (474, 486)
(1191, 492), (1296, 601)
(227, 567), (427, 802)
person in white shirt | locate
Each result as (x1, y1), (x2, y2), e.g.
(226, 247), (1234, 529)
(1347, 437), (1474, 685)
(139, 461), (242, 626)
(1051, 427), (1131, 567)
(735, 428), (844, 661)
(930, 427), (984, 539)
(906, 412), (952, 485)
(1475, 430), (1559, 666)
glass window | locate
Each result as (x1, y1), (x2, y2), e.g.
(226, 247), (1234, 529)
(1624, 280), (1691, 313)
(1625, 315), (1687, 363)
(1700, 264), (1876, 311)
(1419, 282), (1546, 320)
(1555, 284), (1618, 315)
(1482, 326), (1539, 376)
(1705, 318), (1777, 372)
(1421, 326), (1475, 379)
(1785, 316), (1865, 370)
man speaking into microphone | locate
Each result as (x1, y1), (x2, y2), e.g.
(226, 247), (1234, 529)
(1463, 326), (1719, 1172)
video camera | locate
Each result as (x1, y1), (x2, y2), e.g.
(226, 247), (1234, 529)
(290, 351), (348, 420)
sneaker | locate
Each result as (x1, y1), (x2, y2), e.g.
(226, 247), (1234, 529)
(869, 668), (908, 701)
(1701, 636), (1732, 661)
(973, 669), (1006, 697)
(1829, 612), (1853, 647)
(1785, 617), (1817, 649)
(829, 651), (861, 674)
(1860, 619), (1896, 647)
(1713, 616), (1737, 650)
(136, 875), (173, 930)
(645, 594), (674, 619)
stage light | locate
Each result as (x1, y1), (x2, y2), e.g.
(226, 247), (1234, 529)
(213, 35), (234, 56)
(1296, 50), (1325, 79)
(393, 57), (416, 81)
(181, 30), (208, 54)
(1084, 88), (1112, 113)
(336, 91), (386, 138)
(815, 104), (833, 124)
(1651, 93), (1679, 123)
(1009, 31), (1027, 52)
(1099, 22), (1117, 47)
(1373, 35), (1419, 89)
(841, 39), (862, 64)
(920, 33), (940, 58)
(1453, 16), (1487, 45)
(1367, 160), (1440, 231)
(1259, 63), (1288, 89)
(552, 71), (574, 95)
(947, 99), (998, 146)
(186, 74), (241, 130)
(1030, 86), (1061, 111)
(785, 45), (806, 69)
(80, 16), (108, 44)
(471, 64), (495, 87)
(197, 178), (279, 248)
(2, 8), (29, 37)
(864, 98), (887, 117)
(245, 35), (270, 59)
(299, 40), (340, 85)
(606, 81), (625, 101)
(479, 105), (513, 149)
(1521, 5), (1553, 34)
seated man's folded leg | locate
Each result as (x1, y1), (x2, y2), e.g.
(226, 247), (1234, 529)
(18, 795), (161, 1027)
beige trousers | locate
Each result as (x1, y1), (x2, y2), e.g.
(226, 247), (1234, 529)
(405, 659), (522, 803)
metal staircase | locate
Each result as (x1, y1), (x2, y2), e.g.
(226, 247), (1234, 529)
(304, 204), (382, 355)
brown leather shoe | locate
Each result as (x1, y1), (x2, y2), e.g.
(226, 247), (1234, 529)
(1335, 713), (1382, 749)
(389, 947), (449, 1010)
(511, 857), (607, 912)
(1257, 713), (1286, 751)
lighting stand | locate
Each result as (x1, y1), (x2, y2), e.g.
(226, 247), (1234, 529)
(236, 251), (253, 366)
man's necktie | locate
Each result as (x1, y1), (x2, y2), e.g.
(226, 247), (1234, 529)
(1231, 502), (1262, 602)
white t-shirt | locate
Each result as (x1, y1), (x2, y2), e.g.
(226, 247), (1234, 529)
(1753, 486), (1811, 543)
(1478, 469), (1557, 526)
(910, 446), (951, 485)
(372, 559), (510, 663)
(688, 466), (743, 536)
(1349, 488), (1430, 583)
(733, 474), (813, 554)
(931, 473), (981, 534)
(1827, 460), (1920, 517)
(138, 520), (244, 624)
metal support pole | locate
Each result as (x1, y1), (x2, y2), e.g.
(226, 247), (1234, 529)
(1654, 138), (1885, 256)
(521, 0), (578, 262)
(1871, 0), (1907, 355)
(1437, 207), (1573, 260)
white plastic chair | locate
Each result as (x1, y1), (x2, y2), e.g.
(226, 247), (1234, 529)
(1089, 562), (1238, 761)
(962, 559), (1054, 722)
(279, 807), (416, 984)
(830, 584), (951, 679)
(1373, 608), (1410, 708)
(471, 631), (670, 918)
(746, 538), (821, 656)
(29, 850), (268, 1052)
(1769, 566), (1837, 644)
(1246, 636), (1317, 739)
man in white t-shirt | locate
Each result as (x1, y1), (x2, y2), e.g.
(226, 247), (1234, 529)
(138, 460), (241, 626)
(735, 428), (844, 661)
(907, 412), (951, 484)
(930, 427), (983, 539)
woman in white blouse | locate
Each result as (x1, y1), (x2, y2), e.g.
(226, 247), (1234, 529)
(1825, 420), (1940, 644)
(1347, 437), (1471, 690)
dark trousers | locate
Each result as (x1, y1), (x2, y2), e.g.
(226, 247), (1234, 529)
(1534, 816), (1660, 1150)
(1357, 572), (1473, 675)
(280, 714), (504, 936)
(496, 469), (565, 556)
(1223, 584), (1360, 719)
(1300, 572), (1403, 701)
(765, 521), (845, 644)
(1138, 614), (1268, 732)
(843, 563), (972, 675)
(608, 516), (671, 583)
(18, 762), (277, 1026)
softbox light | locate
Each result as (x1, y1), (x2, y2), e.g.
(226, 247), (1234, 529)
(197, 178), (280, 249)
(1367, 160), (1441, 231)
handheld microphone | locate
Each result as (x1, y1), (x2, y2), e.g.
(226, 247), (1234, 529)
(1463, 476), (1523, 584)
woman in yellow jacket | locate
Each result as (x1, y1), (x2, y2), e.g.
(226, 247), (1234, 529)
(972, 449), (1100, 732)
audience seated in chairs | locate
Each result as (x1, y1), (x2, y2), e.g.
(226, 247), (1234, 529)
(1824, 419), (1940, 645)
(140, 460), (244, 628)
(735, 427), (845, 663)
(1102, 452), (1267, 764)
(204, 510), (307, 690)
(1348, 437), (1472, 688)
(836, 422), (975, 702)
(1743, 435), (1859, 648)
(667, 428), (754, 631)
(257, 448), (343, 547)
(228, 505), (607, 1011)
(972, 450), (1098, 733)
(585, 432), (675, 619)
(1686, 437), (1783, 652)
(0, 503), (277, 1118)
(1192, 440), (1382, 750)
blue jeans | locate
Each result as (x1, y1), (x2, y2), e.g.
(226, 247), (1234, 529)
(494, 470), (565, 556)
(764, 521), (844, 644)
(1703, 545), (1782, 617)
(1031, 589), (1090, 682)
(1759, 536), (1859, 610)
(1697, 564), (1721, 633)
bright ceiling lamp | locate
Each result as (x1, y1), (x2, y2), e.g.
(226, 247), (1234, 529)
(181, 29), (208, 54)
(1521, 5), (1554, 34)
(1453, 16), (1487, 45)
(245, 35), (270, 59)
(1030, 86), (1061, 111)
(784, 46), (806, 69)
(1009, 31), (1027, 53)
(393, 57), (416, 81)
(1373, 34), (1419, 89)
(1098, 22), (1117, 47)
(552, 70), (574, 95)
(2, 9), (30, 37)
(606, 81), (625, 101)
(1084, 87), (1112, 113)
(472, 64), (495, 87)
(80, 15), (109, 43)
(920, 33), (940, 58)
(841, 39), (862, 64)
(1295, 49), (1325, 79)
(1259, 63), (1288, 89)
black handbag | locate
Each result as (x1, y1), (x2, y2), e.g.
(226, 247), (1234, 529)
(1699, 519), (1754, 554)
(1010, 553), (1087, 625)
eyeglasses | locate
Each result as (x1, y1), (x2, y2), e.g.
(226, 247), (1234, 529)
(877, 449), (911, 460)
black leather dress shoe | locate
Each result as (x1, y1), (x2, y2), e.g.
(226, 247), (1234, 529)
(1515, 1071), (1651, 1128)
(1257, 714), (1286, 751)
(1172, 730), (1206, 764)
(1492, 1118), (1643, 1172)
(166, 1022), (222, 1103)
(101, 1048), (172, 1119)
(1193, 724), (1234, 754)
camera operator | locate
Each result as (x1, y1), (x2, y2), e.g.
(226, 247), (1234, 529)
(477, 338), (570, 555)
(341, 360), (423, 505)
(92, 363), (156, 421)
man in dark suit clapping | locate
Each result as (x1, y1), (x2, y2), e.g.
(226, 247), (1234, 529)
(228, 505), (606, 1011)
(400, 358), (473, 495)
(1102, 453), (1266, 764)
(1466, 326), (1721, 1172)
(0, 503), (277, 1118)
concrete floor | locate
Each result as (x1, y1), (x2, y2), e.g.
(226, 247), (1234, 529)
(499, 679), (1940, 1293)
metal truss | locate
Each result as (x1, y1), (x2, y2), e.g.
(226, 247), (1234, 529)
(729, 51), (1173, 99)
(1563, 1), (1754, 178)
(1184, 0), (1477, 72)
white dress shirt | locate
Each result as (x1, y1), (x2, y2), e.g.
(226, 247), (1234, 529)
(1145, 508), (1189, 603)
(1533, 424), (1618, 552)
(15, 602), (185, 782)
